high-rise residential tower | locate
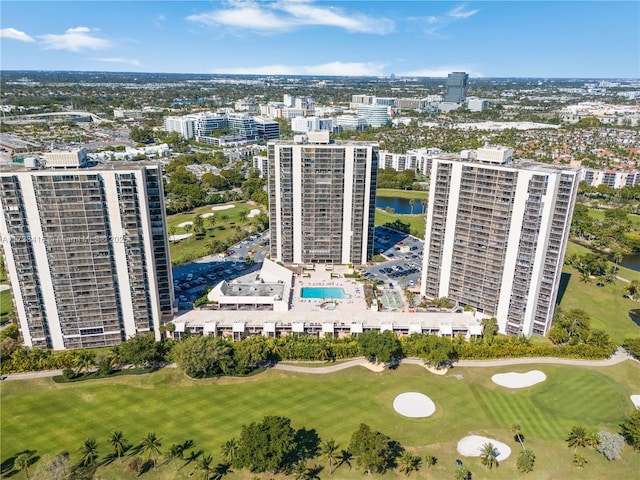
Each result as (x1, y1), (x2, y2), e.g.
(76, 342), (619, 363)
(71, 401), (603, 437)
(420, 146), (579, 336)
(267, 132), (378, 265)
(444, 72), (469, 104)
(0, 162), (173, 350)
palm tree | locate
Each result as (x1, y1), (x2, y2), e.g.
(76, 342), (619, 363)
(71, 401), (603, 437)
(15, 452), (32, 479)
(54, 451), (70, 476)
(586, 431), (600, 449)
(167, 444), (185, 471)
(110, 430), (127, 463)
(79, 438), (99, 467)
(140, 432), (162, 468)
(293, 460), (309, 480)
(421, 199), (427, 214)
(74, 350), (95, 376)
(409, 198), (415, 214)
(239, 211), (248, 222)
(424, 454), (437, 468)
(511, 423), (525, 449)
(397, 451), (421, 476)
(184, 223), (193, 243)
(220, 438), (238, 465)
(566, 425), (588, 452)
(480, 442), (499, 469)
(168, 226), (177, 240)
(321, 439), (338, 475)
(626, 280), (640, 300)
(195, 454), (213, 480)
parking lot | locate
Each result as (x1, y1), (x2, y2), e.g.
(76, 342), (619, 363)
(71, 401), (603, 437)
(361, 226), (424, 290)
(171, 231), (269, 309)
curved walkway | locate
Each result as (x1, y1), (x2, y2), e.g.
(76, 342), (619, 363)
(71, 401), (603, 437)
(3, 349), (636, 381)
(274, 347), (636, 374)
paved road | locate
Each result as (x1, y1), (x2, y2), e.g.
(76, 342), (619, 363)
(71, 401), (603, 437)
(3, 349), (635, 381)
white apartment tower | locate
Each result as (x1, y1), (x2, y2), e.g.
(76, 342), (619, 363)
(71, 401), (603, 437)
(420, 146), (579, 336)
(268, 132), (378, 265)
(0, 163), (174, 350)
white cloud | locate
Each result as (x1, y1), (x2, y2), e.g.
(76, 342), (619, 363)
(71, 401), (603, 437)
(448, 5), (479, 20)
(213, 61), (388, 76)
(416, 3), (479, 37)
(94, 57), (141, 67)
(0, 28), (36, 43)
(398, 66), (483, 78)
(187, 0), (393, 35)
(40, 26), (111, 52)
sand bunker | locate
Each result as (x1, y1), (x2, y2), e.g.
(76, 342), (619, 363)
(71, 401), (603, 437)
(393, 392), (436, 418)
(457, 435), (511, 460)
(177, 221), (193, 228)
(211, 204), (235, 211)
(631, 395), (640, 409)
(492, 370), (546, 389)
(200, 212), (214, 218)
(169, 233), (193, 242)
(247, 209), (261, 218)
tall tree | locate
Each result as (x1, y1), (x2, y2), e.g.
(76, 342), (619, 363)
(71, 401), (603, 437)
(140, 432), (162, 468)
(79, 438), (99, 467)
(233, 416), (298, 474)
(620, 410), (640, 451)
(167, 444), (185, 472)
(321, 439), (338, 476)
(566, 426), (589, 452)
(195, 454), (213, 480)
(15, 452), (33, 479)
(516, 448), (535, 473)
(220, 438), (238, 465)
(397, 451), (421, 476)
(480, 442), (498, 469)
(109, 430), (127, 463)
(348, 423), (397, 475)
(510, 423), (525, 449)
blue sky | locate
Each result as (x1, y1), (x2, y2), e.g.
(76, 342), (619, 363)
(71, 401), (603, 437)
(1, 1), (638, 78)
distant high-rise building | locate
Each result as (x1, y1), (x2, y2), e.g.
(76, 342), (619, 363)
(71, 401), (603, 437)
(444, 72), (469, 103)
(420, 146), (579, 336)
(267, 132), (378, 265)
(357, 105), (391, 127)
(0, 163), (173, 350)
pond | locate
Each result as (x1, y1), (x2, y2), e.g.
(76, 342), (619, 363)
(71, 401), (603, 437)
(621, 253), (640, 272)
(376, 196), (426, 215)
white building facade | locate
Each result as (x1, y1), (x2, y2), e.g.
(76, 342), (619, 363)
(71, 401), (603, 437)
(420, 146), (579, 337)
(267, 133), (378, 265)
(0, 163), (174, 350)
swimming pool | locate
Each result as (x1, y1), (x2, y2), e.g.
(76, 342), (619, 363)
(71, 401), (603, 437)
(301, 287), (351, 299)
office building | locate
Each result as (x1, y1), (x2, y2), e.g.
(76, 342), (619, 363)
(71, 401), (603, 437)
(0, 162), (173, 350)
(444, 72), (469, 103)
(420, 145), (579, 336)
(267, 132), (378, 265)
(357, 105), (391, 128)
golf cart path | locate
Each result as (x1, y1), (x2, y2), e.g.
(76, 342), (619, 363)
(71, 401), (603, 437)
(4, 349), (636, 381)
(274, 347), (635, 374)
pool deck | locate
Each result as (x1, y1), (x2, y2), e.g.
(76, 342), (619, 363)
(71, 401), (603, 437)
(292, 265), (370, 313)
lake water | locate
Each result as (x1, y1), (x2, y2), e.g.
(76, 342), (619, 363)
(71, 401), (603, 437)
(622, 253), (640, 272)
(376, 196), (426, 215)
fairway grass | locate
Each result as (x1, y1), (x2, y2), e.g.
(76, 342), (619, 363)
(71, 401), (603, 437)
(2, 362), (639, 479)
(375, 209), (426, 239)
(559, 242), (640, 343)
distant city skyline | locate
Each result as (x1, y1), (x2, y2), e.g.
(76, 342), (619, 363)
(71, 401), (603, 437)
(1, 1), (638, 78)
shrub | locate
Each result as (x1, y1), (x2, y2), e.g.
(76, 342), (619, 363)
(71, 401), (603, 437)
(596, 432), (624, 460)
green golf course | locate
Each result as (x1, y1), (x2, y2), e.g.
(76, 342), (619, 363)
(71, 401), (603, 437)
(1, 361), (638, 479)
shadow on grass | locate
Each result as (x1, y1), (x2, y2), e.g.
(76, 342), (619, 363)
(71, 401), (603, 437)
(0, 450), (39, 478)
(555, 272), (571, 305)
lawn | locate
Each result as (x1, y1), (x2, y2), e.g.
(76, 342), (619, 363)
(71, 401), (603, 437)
(0, 289), (13, 323)
(376, 188), (428, 200)
(2, 362), (639, 479)
(588, 207), (640, 225)
(167, 202), (266, 265)
(375, 209), (426, 239)
(559, 242), (640, 343)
